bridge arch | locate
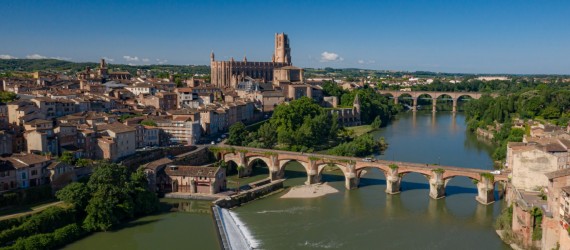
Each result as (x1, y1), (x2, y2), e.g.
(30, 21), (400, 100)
(277, 159), (310, 181)
(224, 159), (240, 176)
(435, 93), (453, 100)
(246, 155), (274, 171)
(246, 158), (271, 180)
(317, 163), (349, 183)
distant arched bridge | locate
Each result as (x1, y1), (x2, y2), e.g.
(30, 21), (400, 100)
(377, 90), (497, 112)
(212, 146), (508, 205)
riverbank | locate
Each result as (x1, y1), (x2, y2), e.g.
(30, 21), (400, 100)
(346, 125), (377, 137)
(280, 183), (339, 198)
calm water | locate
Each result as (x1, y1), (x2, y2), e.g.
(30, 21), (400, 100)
(66, 112), (508, 250)
(233, 111), (509, 250)
(64, 199), (219, 250)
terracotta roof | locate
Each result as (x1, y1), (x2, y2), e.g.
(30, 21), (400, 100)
(3, 154), (50, 169)
(545, 143), (567, 152)
(144, 158), (173, 171)
(165, 165), (221, 178)
(26, 119), (52, 125)
(47, 161), (73, 170)
(97, 122), (136, 134)
(545, 168), (570, 180)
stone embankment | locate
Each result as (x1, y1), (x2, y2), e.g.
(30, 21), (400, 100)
(213, 179), (284, 209)
(476, 128), (495, 140)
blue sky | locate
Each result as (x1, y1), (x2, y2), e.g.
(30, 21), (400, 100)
(1, 0), (569, 74)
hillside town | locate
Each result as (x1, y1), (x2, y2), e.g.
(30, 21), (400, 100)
(0, 33), (366, 194)
(1, 34), (570, 250)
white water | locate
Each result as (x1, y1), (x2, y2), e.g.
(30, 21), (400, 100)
(219, 207), (260, 249)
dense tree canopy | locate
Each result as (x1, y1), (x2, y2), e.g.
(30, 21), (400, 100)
(462, 83), (570, 161)
(227, 97), (340, 152)
(56, 162), (158, 232)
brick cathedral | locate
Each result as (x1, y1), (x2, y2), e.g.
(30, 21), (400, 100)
(210, 33), (292, 88)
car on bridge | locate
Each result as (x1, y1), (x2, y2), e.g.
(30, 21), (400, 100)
(363, 157), (375, 162)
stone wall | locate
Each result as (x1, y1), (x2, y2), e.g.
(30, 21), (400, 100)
(511, 148), (559, 191)
(121, 145), (198, 170)
(476, 128), (494, 140)
(213, 179), (284, 209)
(172, 147), (211, 166)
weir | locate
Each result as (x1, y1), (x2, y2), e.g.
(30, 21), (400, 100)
(212, 205), (259, 250)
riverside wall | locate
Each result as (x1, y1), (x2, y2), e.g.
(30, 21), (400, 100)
(214, 179), (284, 209)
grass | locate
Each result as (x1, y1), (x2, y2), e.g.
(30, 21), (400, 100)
(346, 125), (376, 137)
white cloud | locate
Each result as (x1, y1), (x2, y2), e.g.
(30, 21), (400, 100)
(123, 55), (139, 62)
(102, 57), (114, 62)
(0, 54), (17, 59)
(156, 59), (168, 64)
(358, 59), (376, 65)
(320, 51), (343, 62)
(26, 54), (47, 59)
(50, 56), (71, 61)
(142, 58), (150, 63)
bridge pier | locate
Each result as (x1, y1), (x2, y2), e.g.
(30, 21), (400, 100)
(386, 169), (401, 194)
(306, 169), (319, 185)
(432, 98), (437, 113)
(452, 98), (458, 113)
(476, 177), (495, 205)
(394, 98), (399, 105)
(270, 170), (281, 181)
(346, 175), (359, 190)
(429, 173), (445, 199)
(412, 98), (418, 112)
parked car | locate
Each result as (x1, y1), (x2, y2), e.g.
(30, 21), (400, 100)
(490, 170), (501, 175)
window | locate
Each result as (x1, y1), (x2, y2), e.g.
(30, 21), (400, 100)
(31, 170), (38, 176)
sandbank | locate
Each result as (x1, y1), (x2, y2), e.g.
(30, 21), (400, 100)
(280, 183), (339, 198)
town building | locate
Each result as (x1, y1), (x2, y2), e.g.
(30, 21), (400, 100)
(165, 165), (226, 194)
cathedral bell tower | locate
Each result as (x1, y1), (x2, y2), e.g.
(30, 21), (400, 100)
(274, 33), (291, 64)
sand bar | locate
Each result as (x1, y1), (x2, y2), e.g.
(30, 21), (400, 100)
(280, 183), (339, 198)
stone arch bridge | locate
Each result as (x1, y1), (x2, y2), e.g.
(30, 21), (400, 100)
(377, 90), (497, 112)
(212, 146), (508, 205)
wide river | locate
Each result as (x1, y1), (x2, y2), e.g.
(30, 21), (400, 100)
(66, 111), (509, 250)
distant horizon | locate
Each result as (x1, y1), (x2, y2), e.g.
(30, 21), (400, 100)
(3, 58), (569, 77)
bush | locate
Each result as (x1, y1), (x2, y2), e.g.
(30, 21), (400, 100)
(8, 224), (87, 250)
(0, 206), (76, 245)
(0, 215), (32, 232)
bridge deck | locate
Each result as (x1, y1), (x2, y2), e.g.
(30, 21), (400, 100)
(214, 145), (508, 181)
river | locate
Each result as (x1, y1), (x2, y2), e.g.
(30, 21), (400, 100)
(65, 111), (509, 250)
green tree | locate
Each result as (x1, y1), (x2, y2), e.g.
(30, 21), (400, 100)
(129, 169), (159, 216)
(0, 91), (17, 103)
(140, 120), (157, 127)
(55, 182), (90, 211)
(370, 116), (382, 129)
(83, 163), (133, 231)
(59, 151), (76, 165)
(227, 122), (249, 146)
